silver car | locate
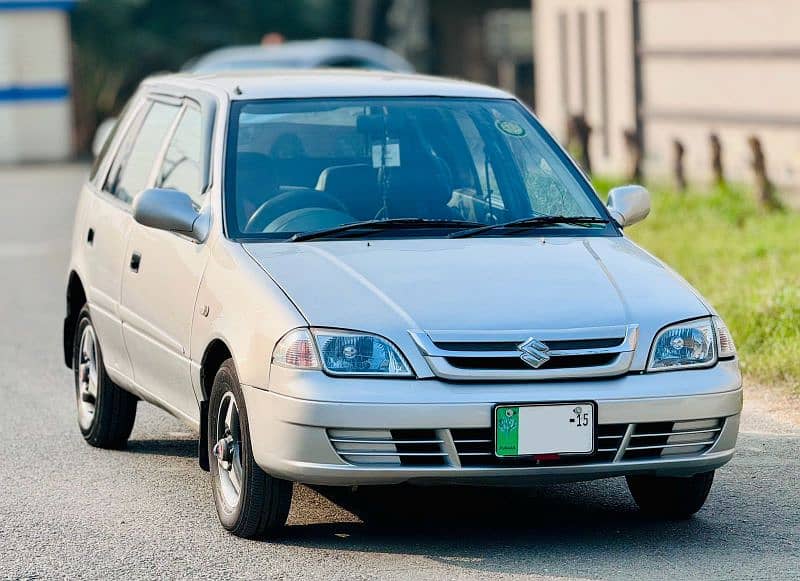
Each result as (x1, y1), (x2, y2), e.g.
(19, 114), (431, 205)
(184, 39), (414, 74)
(65, 70), (742, 539)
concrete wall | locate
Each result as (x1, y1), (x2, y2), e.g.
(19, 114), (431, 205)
(534, 0), (800, 188)
(534, 0), (637, 176)
(0, 1), (75, 163)
(640, 0), (800, 187)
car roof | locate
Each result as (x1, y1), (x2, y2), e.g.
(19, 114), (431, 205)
(185, 39), (415, 73)
(144, 69), (515, 101)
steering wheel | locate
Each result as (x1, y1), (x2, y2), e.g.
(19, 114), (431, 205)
(244, 189), (348, 233)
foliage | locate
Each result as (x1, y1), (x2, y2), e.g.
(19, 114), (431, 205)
(70, 0), (351, 151)
(594, 178), (800, 393)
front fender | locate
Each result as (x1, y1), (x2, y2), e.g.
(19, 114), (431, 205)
(189, 238), (307, 396)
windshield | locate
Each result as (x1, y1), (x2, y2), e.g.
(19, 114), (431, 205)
(199, 59), (305, 72)
(224, 97), (613, 240)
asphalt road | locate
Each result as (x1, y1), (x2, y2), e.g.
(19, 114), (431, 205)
(1, 164), (798, 581)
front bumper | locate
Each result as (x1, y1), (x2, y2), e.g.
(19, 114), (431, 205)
(243, 360), (742, 486)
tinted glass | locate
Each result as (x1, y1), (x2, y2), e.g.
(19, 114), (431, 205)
(89, 97), (133, 181)
(323, 57), (389, 70)
(156, 105), (204, 205)
(102, 105), (147, 200)
(225, 97), (609, 238)
(104, 101), (180, 204)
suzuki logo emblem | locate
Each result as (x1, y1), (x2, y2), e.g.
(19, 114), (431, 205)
(518, 337), (551, 369)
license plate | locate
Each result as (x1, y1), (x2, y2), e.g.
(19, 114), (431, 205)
(494, 403), (595, 457)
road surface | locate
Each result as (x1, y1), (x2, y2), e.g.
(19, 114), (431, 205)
(1, 164), (798, 580)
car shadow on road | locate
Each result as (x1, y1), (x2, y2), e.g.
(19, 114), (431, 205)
(114, 432), (789, 578)
(279, 481), (735, 578)
(125, 438), (196, 459)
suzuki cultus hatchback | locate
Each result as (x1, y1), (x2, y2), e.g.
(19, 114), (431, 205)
(65, 70), (741, 538)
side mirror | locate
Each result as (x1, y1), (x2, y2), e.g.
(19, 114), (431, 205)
(92, 117), (117, 158)
(133, 188), (206, 242)
(606, 185), (650, 228)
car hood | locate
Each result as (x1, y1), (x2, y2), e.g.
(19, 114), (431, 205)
(243, 236), (710, 370)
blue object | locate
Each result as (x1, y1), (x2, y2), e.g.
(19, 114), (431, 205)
(0, 1), (76, 11)
(0, 85), (69, 103)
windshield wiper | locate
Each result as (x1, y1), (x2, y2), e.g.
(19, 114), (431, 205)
(289, 218), (486, 242)
(448, 215), (609, 239)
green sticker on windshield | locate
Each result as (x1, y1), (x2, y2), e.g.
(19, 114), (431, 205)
(496, 120), (526, 137)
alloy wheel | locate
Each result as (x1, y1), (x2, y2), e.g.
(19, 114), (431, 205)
(213, 392), (244, 508)
(76, 325), (99, 431)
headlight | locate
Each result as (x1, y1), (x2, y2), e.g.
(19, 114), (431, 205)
(313, 329), (412, 376)
(272, 328), (412, 376)
(648, 318), (716, 371)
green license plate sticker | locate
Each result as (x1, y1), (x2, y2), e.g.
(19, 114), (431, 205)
(495, 406), (521, 456)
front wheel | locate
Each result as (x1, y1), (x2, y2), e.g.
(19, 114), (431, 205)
(73, 307), (137, 448)
(626, 471), (715, 519)
(208, 360), (292, 539)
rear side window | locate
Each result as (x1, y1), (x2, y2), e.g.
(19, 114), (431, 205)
(104, 101), (181, 204)
(155, 105), (204, 205)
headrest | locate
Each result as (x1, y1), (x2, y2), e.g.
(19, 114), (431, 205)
(316, 164), (377, 191)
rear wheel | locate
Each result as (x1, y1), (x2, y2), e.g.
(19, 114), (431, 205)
(208, 359), (292, 539)
(73, 307), (137, 448)
(626, 471), (715, 519)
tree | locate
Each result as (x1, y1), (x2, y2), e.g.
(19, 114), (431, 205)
(71, 0), (350, 153)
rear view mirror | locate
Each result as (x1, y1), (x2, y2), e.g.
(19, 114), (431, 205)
(133, 188), (206, 242)
(606, 185), (650, 228)
(92, 117), (117, 158)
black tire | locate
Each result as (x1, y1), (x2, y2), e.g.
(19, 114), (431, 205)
(73, 306), (137, 448)
(626, 470), (715, 519)
(208, 359), (292, 539)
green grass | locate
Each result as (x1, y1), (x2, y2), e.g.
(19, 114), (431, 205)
(593, 178), (800, 394)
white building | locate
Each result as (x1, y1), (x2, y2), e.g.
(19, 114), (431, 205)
(0, 0), (75, 163)
(534, 0), (800, 188)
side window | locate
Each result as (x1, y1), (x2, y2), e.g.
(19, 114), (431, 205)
(156, 105), (204, 205)
(103, 105), (147, 198)
(103, 101), (181, 204)
(89, 97), (133, 181)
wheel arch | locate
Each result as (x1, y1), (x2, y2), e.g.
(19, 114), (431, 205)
(63, 271), (87, 368)
(197, 338), (235, 472)
(199, 338), (235, 401)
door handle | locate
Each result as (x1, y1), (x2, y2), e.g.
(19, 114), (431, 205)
(129, 252), (142, 273)
(86, 228), (94, 245)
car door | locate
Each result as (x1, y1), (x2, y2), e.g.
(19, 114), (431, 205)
(83, 97), (178, 382)
(120, 100), (211, 422)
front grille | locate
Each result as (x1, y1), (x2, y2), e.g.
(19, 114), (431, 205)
(328, 418), (724, 468)
(451, 424), (627, 467)
(327, 429), (447, 466)
(622, 418), (722, 460)
(444, 354), (618, 371)
(409, 325), (639, 380)
(434, 337), (625, 352)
